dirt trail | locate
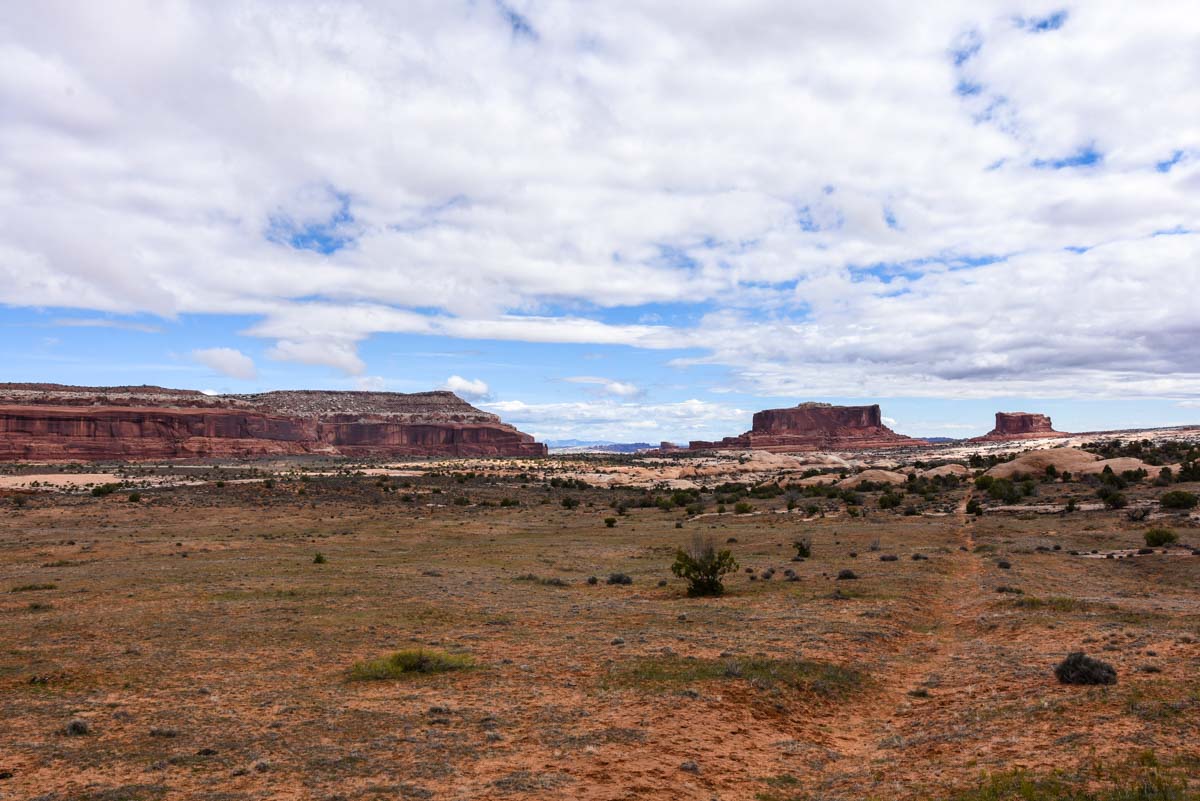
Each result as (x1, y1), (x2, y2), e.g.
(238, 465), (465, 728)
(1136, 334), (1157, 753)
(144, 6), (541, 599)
(825, 494), (985, 777)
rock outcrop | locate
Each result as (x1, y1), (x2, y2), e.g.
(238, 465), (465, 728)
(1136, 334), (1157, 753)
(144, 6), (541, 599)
(972, 412), (1067, 442)
(0, 384), (546, 461)
(984, 447), (1168, 480)
(687, 402), (925, 453)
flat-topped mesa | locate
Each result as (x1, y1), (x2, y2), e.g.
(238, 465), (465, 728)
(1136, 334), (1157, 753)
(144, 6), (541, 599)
(687, 402), (925, 453)
(0, 384), (546, 460)
(971, 411), (1068, 443)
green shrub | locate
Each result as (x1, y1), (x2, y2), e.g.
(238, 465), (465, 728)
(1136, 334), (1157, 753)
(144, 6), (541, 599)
(91, 483), (120, 497)
(313, 552), (327, 564)
(1159, 490), (1197, 510)
(348, 649), (474, 680)
(671, 536), (738, 597)
(792, 537), (811, 559)
(127, 492), (141, 503)
(561, 496), (580, 510)
(1144, 528), (1177, 547)
(878, 492), (902, 510)
(1054, 651), (1116, 685)
(1097, 486), (1127, 509)
(604, 517), (616, 528)
(733, 501), (753, 514)
(966, 498), (983, 516)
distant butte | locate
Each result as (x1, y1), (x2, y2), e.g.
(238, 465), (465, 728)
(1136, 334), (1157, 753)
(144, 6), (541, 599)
(971, 411), (1068, 443)
(0, 384), (546, 461)
(678, 402), (926, 453)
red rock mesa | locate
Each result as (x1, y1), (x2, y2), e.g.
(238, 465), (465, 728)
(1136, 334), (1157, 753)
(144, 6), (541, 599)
(0, 384), (546, 460)
(679, 402), (925, 453)
(971, 411), (1068, 443)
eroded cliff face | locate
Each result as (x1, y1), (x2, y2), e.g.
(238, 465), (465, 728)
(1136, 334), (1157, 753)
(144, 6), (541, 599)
(687, 402), (924, 452)
(0, 386), (546, 460)
(971, 411), (1067, 442)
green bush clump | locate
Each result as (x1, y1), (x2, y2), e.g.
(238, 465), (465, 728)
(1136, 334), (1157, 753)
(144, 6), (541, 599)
(1143, 528), (1177, 547)
(733, 501), (753, 514)
(349, 649), (474, 680)
(878, 492), (902, 510)
(1054, 651), (1116, 685)
(671, 536), (738, 597)
(1159, 490), (1197, 510)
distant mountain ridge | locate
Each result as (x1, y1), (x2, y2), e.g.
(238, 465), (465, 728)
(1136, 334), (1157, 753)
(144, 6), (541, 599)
(546, 440), (655, 453)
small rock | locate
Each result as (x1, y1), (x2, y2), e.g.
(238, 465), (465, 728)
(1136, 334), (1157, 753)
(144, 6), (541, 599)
(680, 760), (700, 774)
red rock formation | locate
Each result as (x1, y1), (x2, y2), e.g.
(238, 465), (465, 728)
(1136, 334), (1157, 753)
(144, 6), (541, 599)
(688, 402), (925, 453)
(971, 412), (1067, 442)
(0, 386), (546, 461)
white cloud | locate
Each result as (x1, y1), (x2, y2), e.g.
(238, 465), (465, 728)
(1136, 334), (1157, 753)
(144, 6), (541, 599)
(564, 376), (643, 398)
(354, 375), (387, 391)
(485, 398), (750, 442)
(267, 339), (365, 375)
(52, 317), (161, 334)
(442, 375), (490, 400)
(192, 347), (257, 380)
(0, 2), (1197, 400)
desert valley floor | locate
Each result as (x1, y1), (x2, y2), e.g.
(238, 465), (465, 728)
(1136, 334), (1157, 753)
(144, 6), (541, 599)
(1, 450), (1198, 800)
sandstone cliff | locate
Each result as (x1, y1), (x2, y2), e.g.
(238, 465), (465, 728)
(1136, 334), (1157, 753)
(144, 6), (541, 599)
(686, 402), (925, 453)
(971, 412), (1067, 442)
(0, 385), (546, 461)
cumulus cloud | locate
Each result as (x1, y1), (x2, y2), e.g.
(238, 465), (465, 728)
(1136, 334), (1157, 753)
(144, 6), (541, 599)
(1, 2), (1198, 399)
(443, 375), (490, 400)
(564, 376), (643, 398)
(192, 347), (257, 380)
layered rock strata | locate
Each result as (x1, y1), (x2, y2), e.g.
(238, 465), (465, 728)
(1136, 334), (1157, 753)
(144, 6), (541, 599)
(686, 402), (925, 453)
(0, 385), (546, 460)
(971, 412), (1067, 442)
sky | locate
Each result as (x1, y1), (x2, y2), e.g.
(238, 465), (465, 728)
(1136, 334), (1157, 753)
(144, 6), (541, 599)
(1, 1), (1198, 443)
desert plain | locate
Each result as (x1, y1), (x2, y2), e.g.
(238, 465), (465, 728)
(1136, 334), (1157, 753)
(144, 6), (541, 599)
(1, 442), (1198, 801)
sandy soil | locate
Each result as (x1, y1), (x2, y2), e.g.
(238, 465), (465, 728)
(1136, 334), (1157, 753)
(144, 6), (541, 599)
(1, 462), (1197, 800)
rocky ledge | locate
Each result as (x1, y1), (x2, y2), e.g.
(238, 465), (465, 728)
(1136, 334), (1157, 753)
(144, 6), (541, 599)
(0, 385), (546, 461)
(971, 412), (1068, 443)
(680, 402), (925, 453)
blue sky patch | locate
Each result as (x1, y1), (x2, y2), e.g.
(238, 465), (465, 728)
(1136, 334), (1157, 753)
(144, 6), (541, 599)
(267, 190), (355, 255)
(1032, 144), (1103, 169)
(1016, 10), (1068, 32)
(1156, 150), (1185, 172)
(495, 0), (537, 40)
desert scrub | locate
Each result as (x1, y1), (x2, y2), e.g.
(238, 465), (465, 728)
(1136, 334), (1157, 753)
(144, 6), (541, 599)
(1144, 528), (1178, 547)
(1012, 596), (1083, 612)
(11, 583), (56, 592)
(606, 655), (862, 699)
(1159, 490), (1197, 510)
(1055, 652), (1117, 685)
(514, 573), (569, 587)
(940, 751), (1195, 801)
(349, 649), (474, 680)
(671, 535), (738, 596)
